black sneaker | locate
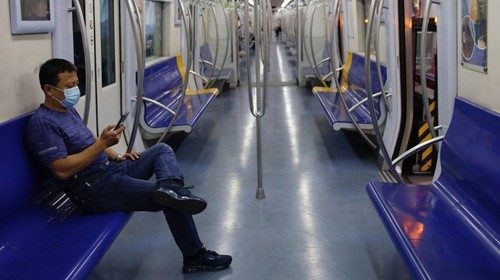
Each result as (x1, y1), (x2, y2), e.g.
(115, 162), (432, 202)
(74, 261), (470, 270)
(182, 248), (232, 273)
(152, 186), (207, 215)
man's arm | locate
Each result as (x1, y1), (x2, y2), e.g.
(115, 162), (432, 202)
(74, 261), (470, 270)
(49, 125), (124, 180)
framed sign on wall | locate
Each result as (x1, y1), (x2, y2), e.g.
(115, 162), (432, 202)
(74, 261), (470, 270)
(461, 0), (488, 73)
(9, 0), (56, 34)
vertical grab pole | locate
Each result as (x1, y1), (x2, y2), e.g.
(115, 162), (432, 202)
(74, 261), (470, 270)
(255, 0), (264, 199)
(420, 0), (441, 145)
(374, 0), (391, 112)
(125, 0), (145, 153)
(245, 0), (267, 199)
(365, 0), (402, 183)
(244, 0), (253, 112)
(70, 0), (92, 125)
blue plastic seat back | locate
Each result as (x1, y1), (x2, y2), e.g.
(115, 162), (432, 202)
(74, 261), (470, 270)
(344, 52), (387, 95)
(0, 114), (43, 224)
(440, 98), (500, 217)
(200, 43), (213, 63)
(143, 55), (185, 128)
(144, 55), (183, 101)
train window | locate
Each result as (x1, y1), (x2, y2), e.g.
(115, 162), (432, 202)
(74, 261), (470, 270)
(101, 0), (116, 87)
(145, 1), (165, 61)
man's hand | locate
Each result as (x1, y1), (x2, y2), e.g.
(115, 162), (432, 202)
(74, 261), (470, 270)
(123, 151), (141, 161)
(98, 125), (125, 148)
(115, 151), (141, 162)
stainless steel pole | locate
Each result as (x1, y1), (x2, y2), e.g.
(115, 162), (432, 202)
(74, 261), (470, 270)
(420, 0), (442, 144)
(71, 0), (92, 125)
(364, 0), (402, 182)
(124, 0), (145, 153)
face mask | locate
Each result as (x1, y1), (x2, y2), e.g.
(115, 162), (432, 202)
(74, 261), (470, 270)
(51, 86), (81, 108)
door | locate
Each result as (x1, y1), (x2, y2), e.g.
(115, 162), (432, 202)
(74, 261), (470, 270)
(95, 0), (127, 151)
(72, 0), (131, 153)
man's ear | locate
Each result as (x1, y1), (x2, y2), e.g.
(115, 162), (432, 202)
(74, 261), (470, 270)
(43, 85), (54, 96)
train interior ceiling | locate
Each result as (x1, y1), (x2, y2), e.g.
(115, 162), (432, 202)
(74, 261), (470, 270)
(0, 0), (498, 279)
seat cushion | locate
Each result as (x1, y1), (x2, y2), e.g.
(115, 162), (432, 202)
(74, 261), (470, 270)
(367, 181), (500, 279)
(144, 88), (217, 131)
(0, 206), (130, 279)
(313, 87), (381, 128)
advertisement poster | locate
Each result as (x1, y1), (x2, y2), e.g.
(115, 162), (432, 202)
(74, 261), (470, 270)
(461, 0), (487, 73)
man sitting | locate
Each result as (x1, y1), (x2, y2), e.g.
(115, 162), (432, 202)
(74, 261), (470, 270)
(25, 58), (232, 273)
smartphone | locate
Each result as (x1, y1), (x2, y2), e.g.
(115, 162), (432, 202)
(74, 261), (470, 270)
(113, 112), (129, 130)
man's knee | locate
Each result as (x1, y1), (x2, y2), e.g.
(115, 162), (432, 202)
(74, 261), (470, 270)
(151, 143), (174, 155)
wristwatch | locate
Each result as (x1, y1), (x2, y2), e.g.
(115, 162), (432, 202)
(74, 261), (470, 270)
(114, 154), (123, 161)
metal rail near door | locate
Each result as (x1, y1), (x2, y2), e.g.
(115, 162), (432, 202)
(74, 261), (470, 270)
(365, 0), (401, 182)
(70, 0), (92, 125)
(124, 0), (145, 153)
(420, 0), (445, 148)
(365, 0), (446, 182)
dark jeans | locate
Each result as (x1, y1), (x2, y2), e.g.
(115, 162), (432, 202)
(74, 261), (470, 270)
(67, 143), (203, 257)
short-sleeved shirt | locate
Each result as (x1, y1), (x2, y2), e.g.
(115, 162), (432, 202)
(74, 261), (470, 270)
(25, 105), (108, 180)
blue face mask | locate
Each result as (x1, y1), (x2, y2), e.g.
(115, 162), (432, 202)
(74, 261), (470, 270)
(51, 86), (81, 108)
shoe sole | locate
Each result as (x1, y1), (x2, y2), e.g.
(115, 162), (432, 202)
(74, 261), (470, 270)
(182, 264), (231, 274)
(153, 189), (207, 215)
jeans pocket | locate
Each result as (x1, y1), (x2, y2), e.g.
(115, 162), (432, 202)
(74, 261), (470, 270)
(72, 173), (106, 213)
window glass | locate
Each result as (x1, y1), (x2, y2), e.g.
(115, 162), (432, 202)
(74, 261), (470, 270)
(145, 1), (164, 60)
(101, 0), (116, 87)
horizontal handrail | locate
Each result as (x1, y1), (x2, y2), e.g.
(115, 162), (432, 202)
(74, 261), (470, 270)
(392, 135), (444, 166)
(312, 57), (331, 69)
(348, 92), (392, 113)
(189, 70), (210, 83)
(140, 97), (177, 115)
(199, 59), (223, 71)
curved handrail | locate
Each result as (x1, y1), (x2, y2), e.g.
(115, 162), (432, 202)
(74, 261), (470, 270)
(124, 0), (145, 153)
(156, 1), (193, 144)
(326, 0), (377, 149)
(207, 0), (231, 87)
(330, 0), (343, 70)
(202, 7), (219, 89)
(71, 0), (92, 125)
(374, 0), (391, 112)
(365, 0), (402, 182)
(302, 0), (329, 87)
(308, 4), (329, 87)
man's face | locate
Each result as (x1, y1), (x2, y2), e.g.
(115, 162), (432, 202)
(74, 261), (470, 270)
(46, 71), (79, 101)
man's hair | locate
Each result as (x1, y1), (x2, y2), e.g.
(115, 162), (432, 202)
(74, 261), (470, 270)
(39, 58), (77, 90)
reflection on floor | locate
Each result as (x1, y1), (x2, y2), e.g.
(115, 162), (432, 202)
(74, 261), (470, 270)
(90, 42), (411, 280)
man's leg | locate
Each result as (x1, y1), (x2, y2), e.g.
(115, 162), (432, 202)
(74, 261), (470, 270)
(69, 169), (203, 257)
(119, 143), (184, 183)
(119, 143), (206, 215)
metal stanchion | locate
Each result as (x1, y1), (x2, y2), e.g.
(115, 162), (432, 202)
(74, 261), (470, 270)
(70, 0), (92, 125)
(124, 0), (145, 153)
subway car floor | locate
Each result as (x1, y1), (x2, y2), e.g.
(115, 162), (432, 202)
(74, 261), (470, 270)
(90, 42), (412, 280)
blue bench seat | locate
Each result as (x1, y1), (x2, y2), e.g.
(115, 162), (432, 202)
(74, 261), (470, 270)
(313, 52), (386, 131)
(366, 97), (500, 279)
(140, 55), (218, 139)
(0, 114), (131, 279)
(302, 45), (332, 81)
(303, 63), (331, 80)
(200, 43), (233, 81)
